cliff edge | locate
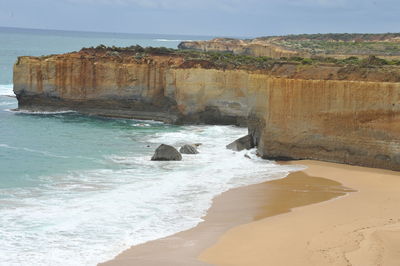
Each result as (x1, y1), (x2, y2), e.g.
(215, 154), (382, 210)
(179, 33), (400, 59)
(13, 46), (400, 170)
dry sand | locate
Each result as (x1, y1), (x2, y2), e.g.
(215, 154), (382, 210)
(200, 160), (400, 266)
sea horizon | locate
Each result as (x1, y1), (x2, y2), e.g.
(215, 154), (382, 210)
(0, 25), (218, 41)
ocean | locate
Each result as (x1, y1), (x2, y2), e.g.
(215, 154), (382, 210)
(0, 27), (301, 265)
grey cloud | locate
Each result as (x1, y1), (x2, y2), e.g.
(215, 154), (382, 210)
(0, 0), (398, 37)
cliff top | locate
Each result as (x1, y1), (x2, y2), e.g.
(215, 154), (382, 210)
(179, 33), (400, 57)
(19, 45), (400, 82)
(255, 33), (400, 42)
(78, 45), (400, 67)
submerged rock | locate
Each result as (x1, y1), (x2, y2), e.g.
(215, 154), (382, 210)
(179, 144), (199, 154)
(226, 135), (254, 151)
(151, 144), (182, 161)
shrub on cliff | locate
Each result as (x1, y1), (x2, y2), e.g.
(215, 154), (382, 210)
(301, 58), (313, 65)
(144, 46), (175, 55)
(341, 56), (361, 65)
(89, 44), (175, 55)
(361, 55), (389, 67)
(80, 45), (400, 70)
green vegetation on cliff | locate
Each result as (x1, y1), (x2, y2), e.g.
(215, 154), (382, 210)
(256, 33), (400, 56)
(82, 45), (400, 70)
(274, 40), (400, 56)
(258, 33), (400, 42)
(179, 33), (400, 58)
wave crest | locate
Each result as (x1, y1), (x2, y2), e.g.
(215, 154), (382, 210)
(0, 84), (14, 97)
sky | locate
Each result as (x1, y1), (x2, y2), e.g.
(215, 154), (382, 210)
(0, 0), (399, 37)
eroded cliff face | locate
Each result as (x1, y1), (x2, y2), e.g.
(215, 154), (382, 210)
(14, 53), (183, 122)
(179, 37), (400, 60)
(178, 38), (302, 58)
(13, 49), (400, 170)
(248, 78), (400, 170)
(14, 51), (265, 125)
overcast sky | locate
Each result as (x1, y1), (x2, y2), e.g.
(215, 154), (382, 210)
(0, 0), (399, 37)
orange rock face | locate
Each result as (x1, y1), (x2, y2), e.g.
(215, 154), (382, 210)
(248, 78), (400, 170)
(178, 37), (400, 60)
(13, 50), (400, 170)
(179, 38), (302, 58)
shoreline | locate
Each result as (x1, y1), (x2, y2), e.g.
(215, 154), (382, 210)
(100, 160), (353, 265)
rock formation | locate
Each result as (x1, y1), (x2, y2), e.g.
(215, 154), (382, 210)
(226, 135), (254, 152)
(178, 38), (301, 58)
(151, 144), (182, 161)
(248, 78), (400, 170)
(179, 34), (400, 59)
(13, 47), (400, 170)
(179, 144), (199, 154)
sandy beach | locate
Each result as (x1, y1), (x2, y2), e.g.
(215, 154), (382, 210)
(101, 160), (400, 266)
(101, 161), (360, 265)
(202, 160), (400, 266)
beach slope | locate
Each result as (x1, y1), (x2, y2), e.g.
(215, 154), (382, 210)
(200, 160), (400, 266)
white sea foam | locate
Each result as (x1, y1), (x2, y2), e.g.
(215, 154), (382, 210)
(9, 109), (76, 115)
(131, 122), (151, 127)
(0, 101), (15, 107)
(0, 143), (69, 158)
(0, 84), (15, 96)
(0, 125), (304, 266)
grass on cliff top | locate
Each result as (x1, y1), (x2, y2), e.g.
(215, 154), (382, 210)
(215, 33), (400, 56)
(82, 45), (400, 69)
(274, 40), (400, 56)
(257, 33), (400, 42)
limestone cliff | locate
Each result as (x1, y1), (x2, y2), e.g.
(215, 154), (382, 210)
(179, 34), (400, 59)
(248, 78), (400, 171)
(13, 47), (400, 170)
(14, 49), (264, 125)
(178, 38), (302, 58)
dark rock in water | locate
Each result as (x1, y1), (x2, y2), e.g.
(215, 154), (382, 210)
(193, 143), (202, 147)
(226, 135), (254, 151)
(180, 144), (199, 154)
(151, 144), (182, 161)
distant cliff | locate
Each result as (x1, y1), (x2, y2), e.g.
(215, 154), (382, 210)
(178, 38), (302, 58)
(13, 46), (400, 170)
(179, 33), (400, 59)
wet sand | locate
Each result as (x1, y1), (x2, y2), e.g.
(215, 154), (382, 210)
(100, 160), (351, 266)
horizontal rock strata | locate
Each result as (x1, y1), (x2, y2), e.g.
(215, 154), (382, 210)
(13, 48), (400, 170)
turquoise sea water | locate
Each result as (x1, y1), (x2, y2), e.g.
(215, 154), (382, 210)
(0, 28), (301, 265)
(0, 27), (211, 84)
